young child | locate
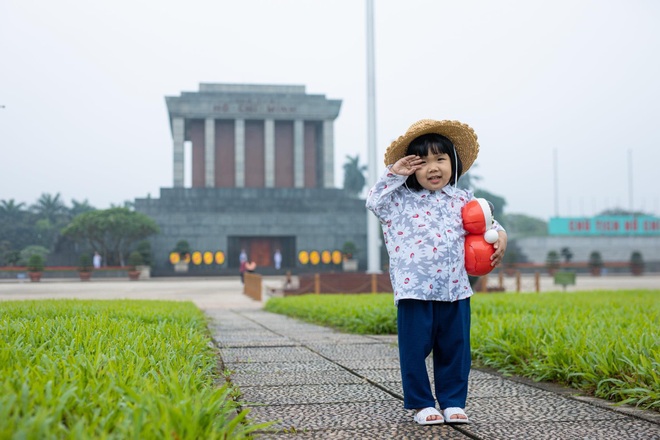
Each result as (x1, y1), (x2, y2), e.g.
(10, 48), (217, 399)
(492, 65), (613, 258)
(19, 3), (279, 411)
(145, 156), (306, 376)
(366, 119), (507, 425)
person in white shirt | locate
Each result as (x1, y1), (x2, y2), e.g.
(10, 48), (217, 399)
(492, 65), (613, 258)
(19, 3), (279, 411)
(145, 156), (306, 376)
(273, 249), (282, 270)
(93, 252), (102, 269)
(366, 119), (507, 426)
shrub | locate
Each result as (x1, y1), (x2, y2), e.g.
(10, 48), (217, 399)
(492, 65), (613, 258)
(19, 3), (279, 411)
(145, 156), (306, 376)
(27, 254), (45, 272)
(127, 251), (144, 269)
(173, 240), (191, 258)
(79, 253), (93, 272)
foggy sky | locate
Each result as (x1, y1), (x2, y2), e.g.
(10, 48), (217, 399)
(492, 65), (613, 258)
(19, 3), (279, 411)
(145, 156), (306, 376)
(1, 0), (659, 220)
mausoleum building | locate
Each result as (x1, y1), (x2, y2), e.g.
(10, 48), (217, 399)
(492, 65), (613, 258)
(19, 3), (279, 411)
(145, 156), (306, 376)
(135, 83), (368, 275)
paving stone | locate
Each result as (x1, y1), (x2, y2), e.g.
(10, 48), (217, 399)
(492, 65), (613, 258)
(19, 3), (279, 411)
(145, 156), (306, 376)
(335, 358), (401, 370)
(240, 383), (397, 405)
(224, 360), (344, 375)
(308, 344), (398, 361)
(246, 400), (441, 432)
(468, 376), (549, 398)
(214, 332), (295, 348)
(464, 394), (627, 423)
(459, 419), (660, 440)
(232, 369), (363, 387)
(352, 368), (402, 383)
(221, 346), (320, 363)
(291, 334), (383, 345)
(257, 425), (471, 439)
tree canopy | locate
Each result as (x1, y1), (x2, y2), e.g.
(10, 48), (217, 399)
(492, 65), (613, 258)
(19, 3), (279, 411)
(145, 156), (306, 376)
(62, 208), (159, 266)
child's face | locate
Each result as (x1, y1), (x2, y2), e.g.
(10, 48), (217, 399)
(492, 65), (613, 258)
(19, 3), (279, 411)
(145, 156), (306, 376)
(414, 152), (453, 191)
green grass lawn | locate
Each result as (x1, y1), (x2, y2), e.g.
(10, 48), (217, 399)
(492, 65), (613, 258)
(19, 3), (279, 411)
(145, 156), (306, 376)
(265, 290), (660, 411)
(0, 300), (267, 439)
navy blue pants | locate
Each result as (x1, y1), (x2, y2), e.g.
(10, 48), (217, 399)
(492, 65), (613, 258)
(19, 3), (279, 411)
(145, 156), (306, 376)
(397, 298), (471, 410)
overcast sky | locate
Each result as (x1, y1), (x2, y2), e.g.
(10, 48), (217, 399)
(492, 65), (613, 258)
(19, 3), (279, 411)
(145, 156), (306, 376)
(2, 0), (659, 220)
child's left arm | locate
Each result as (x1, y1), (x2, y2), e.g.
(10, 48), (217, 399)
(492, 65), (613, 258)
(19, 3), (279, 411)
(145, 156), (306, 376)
(490, 230), (508, 267)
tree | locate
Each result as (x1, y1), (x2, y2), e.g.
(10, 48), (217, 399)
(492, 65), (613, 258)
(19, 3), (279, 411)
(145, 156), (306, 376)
(457, 164), (482, 191)
(0, 199), (33, 254)
(474, 189), (506, 221)
(69, 199), (96, 218)
(500, 214), (548, 238)
(62, 208), (159, 266)
(598, 208), (648, 216)
(0, 199), (26, 220)
(342, 154), (367, 197)
(31, 193), (68, 224)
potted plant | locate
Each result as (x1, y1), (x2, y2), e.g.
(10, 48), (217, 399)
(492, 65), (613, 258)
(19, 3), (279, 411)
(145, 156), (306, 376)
(78, 253), (93, 281)
(127, 251), (143, 281)
(135, 240), (152, 279)
(545, 250), (560, 276)
(27, 254), (45, 282)
(588, 251), (603, 276)
(172, 240), (191, 273)
(341, 241), (358, 272)
(630, 251), (644, 276)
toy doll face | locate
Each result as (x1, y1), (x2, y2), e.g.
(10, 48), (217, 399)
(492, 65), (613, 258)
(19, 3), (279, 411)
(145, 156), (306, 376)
(414, 152), (453, 191)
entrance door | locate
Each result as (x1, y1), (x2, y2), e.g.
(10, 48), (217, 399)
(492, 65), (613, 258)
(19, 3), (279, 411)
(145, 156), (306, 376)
(249, 239), (272, 268)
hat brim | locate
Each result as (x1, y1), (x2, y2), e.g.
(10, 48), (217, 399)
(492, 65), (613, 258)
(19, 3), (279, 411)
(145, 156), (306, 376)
(384, 119), (479, 175)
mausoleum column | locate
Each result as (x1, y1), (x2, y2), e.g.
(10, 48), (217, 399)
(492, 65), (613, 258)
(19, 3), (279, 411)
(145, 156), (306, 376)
(294, 119), (304, 188)
(172, 117), (185, 188)
(264, 119), (275, 188)
(204, 118), (215, 187)
(322, 119), (335, 188)
(234, 119), (245, 187)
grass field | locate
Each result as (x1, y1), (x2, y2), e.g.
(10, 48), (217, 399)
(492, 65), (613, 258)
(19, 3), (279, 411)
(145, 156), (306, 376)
(265, 290), (660, 411)
(0, 300), (267, 439)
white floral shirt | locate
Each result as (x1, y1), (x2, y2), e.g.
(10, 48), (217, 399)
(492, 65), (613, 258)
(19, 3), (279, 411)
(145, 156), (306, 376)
(366, 167), (504, 304)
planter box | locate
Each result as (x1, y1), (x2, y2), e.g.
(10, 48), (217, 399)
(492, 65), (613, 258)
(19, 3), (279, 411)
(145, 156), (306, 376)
(342, 259), (358, 272)
(174, 261), (189, 273)
(137, 265), (151, 280)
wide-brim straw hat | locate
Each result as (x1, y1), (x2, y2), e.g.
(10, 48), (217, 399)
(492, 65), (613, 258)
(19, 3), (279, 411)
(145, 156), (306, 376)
(384, 119), (479, 175)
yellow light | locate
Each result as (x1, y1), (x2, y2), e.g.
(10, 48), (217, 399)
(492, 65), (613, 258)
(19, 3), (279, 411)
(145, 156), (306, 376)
(298, 251), (309, 265)
(169, 252), (180, 264)
(310, 251), (320, 265)
(331, 250), (342, 265)
(203, 251), (214, 265)
(321, 250), (331, 264)
(192, 251), (202, 265)
(215, 251), (225, 265)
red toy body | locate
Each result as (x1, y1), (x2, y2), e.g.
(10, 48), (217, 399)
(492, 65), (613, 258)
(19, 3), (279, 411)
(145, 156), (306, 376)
(462, 199), (497, 277)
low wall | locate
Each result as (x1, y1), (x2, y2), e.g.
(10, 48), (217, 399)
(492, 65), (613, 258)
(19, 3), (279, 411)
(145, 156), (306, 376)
(284, 272), (393, 296)
(0, 267), (130, 280)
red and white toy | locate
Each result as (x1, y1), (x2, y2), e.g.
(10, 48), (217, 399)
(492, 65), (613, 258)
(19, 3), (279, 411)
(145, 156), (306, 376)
(462, 198), (499, 277)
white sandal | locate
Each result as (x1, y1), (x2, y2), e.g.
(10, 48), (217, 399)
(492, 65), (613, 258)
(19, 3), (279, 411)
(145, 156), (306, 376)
(413, 407), (444, 425)
(442, 407), (469, 424)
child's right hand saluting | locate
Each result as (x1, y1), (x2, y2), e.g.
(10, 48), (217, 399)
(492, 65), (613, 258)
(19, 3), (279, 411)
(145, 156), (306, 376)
(392, 155), (423, 176)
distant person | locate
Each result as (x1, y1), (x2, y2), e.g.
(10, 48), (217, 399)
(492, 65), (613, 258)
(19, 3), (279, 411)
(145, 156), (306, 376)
(366, 119), (507, 425)
(273, 249), (282, 270)
(93, 252), (102, 269)
(239, 249), (248, 264)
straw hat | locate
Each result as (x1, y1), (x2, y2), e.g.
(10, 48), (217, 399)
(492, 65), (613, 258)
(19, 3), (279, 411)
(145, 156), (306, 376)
(384, 119), (479, 175)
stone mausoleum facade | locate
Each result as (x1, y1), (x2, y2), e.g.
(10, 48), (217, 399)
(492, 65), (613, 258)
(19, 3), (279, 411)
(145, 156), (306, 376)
(135, 83), (367, 275)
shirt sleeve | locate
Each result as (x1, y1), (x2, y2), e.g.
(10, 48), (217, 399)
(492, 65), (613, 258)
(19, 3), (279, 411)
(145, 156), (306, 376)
(365, 166), (408, 223)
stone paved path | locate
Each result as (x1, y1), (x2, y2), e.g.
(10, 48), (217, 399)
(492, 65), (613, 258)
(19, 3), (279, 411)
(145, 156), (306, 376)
(207, 307), (660, 440)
